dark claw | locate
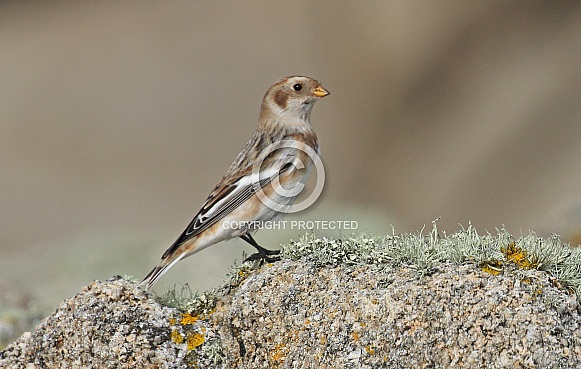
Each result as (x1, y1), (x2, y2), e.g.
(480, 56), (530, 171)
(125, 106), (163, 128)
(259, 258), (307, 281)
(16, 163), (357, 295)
(243, 252), (281, 264)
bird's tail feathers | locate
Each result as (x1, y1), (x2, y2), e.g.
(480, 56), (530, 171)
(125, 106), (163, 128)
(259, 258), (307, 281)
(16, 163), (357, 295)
(140, 251), (186, 291)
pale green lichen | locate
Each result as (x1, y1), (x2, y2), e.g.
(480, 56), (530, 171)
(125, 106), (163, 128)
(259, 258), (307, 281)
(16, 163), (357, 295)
(156, 223), (581, 303)
(281, 223), (580, 298)
(154, 284), (217, 315)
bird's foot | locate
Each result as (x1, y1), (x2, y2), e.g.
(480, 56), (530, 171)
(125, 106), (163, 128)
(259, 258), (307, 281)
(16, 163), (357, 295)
(244, 250), (281, 264)
(240, 233), (281, 263)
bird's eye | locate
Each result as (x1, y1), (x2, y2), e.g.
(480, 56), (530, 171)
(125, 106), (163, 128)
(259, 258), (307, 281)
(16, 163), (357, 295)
(292, 83), (302, 91)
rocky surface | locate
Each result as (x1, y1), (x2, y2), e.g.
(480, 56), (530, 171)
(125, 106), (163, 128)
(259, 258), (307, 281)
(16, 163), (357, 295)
(0, 277), (211, 368)
(1, 260), (580, 368)
(215, 261), (580, 368)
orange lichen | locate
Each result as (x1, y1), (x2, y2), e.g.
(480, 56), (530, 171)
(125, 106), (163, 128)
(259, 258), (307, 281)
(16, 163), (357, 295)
(186, 333), (205, 350)
(180, 313), (199, 325)
(271, 343), (287, 364)
(365, 346), (375, 355)
(351, 332), (361, 341)
(169, 318), (177, 325)
(501, 242), (538, 270)
(481, 261), (503, 275)
(171, 330), (184, 344)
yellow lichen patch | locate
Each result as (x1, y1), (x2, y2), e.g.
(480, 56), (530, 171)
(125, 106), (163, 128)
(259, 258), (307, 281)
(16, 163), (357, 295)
(352, 331), (361, 341)
(481, 261), (503, 275)
(186, 333), (205, 350)
(271, 343), (287, 364)
(304, 319), (310, 325)
(501, 242), (538, 270)
(171, 330), (184, 344)
(180, 313), (199, 325)
(365, 346), (375, 355)
(238, 270), (248, 278)
(169, 318), (177, 325)
(371, 298), (379, 305)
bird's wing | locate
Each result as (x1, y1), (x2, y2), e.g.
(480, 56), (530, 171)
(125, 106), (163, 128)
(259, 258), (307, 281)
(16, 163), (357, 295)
(161, 165), (283, 259)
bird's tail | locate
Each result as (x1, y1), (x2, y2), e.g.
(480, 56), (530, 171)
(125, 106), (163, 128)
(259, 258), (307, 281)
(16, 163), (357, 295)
(140, 251), (186, 291)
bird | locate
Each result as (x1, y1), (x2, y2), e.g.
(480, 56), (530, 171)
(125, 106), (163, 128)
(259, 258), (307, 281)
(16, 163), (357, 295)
(141, 76), (329, 290)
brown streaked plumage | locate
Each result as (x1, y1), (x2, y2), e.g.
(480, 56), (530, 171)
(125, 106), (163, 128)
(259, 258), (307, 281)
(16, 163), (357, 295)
(142, 76), (329, 290)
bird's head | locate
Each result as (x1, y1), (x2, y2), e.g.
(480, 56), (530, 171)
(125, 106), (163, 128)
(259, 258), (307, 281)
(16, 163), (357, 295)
(260, 76), (329, 126)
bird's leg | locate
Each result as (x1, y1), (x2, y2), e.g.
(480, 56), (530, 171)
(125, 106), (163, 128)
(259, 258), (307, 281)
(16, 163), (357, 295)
(240, 234), (281, 263)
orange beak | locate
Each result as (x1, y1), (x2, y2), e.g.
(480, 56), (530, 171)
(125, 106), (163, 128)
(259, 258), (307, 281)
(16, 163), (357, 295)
(313, 85), (330, 98)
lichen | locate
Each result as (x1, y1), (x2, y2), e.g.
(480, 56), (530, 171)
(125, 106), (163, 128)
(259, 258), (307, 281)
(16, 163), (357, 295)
(187, 333), (205, 350)
(180, 313), (198, 325)
(501, 242), (538, 270)
(278, 223), (580, 298)
(270, 343), (287, 364)
(481, 261), (503, 275)
(170, 329), (183, 344)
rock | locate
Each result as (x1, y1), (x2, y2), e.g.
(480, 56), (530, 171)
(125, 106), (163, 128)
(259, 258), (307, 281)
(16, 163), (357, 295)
(1, 230), (580, 368)
(0, 261), (579, 368)
(213, 261), (581, 368)
(0, 276), (206, 369)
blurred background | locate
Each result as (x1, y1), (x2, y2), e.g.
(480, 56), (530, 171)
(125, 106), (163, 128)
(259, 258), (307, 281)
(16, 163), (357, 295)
(1, 1), (581, 311)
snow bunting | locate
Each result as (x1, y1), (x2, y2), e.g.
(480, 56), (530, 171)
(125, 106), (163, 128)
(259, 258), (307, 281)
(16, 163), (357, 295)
(142, 76), (329, 290)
